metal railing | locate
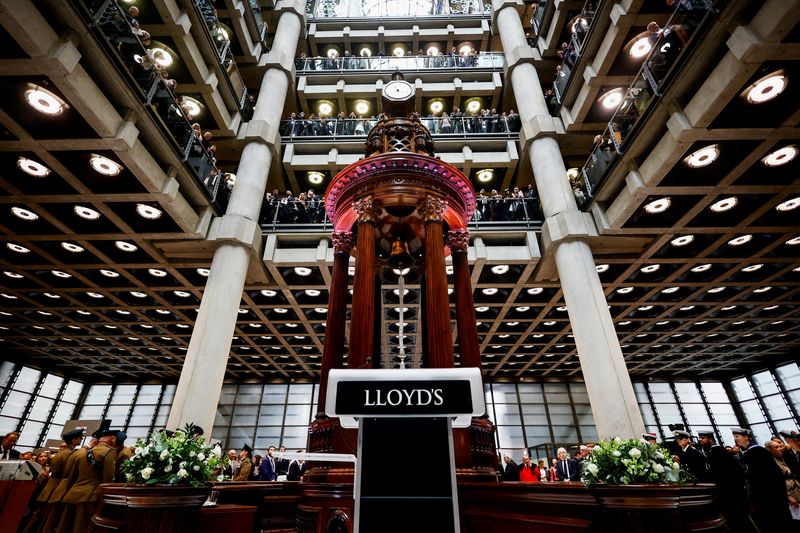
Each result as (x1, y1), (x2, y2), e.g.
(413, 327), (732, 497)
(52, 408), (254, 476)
(306, 0), (491, 19)
(531, 0), (549, 37)
(244, 0), (267, 45)
(552, 0), (596, 106)
(259, 197), (543, 232)
(295, 52), (505, 73)
(573, 0), (718, 208)
(280, 116), (521, 138)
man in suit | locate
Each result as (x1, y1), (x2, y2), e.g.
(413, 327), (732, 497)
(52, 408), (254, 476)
(0, 431), (20, 459)
(60, 429), (117, 533)
(698, 430), (755, 533)
(225, 449), (238, 479)
(287, 451), (307, 482)
(233, 444), (253, 481)
(258, 445), (277, 481)
(733, 427), (793, 531)
(500, 453), (520, 481)
(674, 430), (708, 482)
(275, 445), (290, 480)
(555, 447), (580, 481)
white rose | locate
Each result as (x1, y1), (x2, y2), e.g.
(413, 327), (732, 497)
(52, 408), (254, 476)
(141, 467), (154, 480)
(672, 462), (680, 470)
(586, 463), (599, 475)
(177, 468), (189, 479)
(164, 464), (173, 473)
(197, 453), (206, 461)
(655, 451), (664, 460)
(612, 450), (622, 457)
(212, 445), (222, 458)
(160, 449), (170, 459)
(653, 463), (665, 473)
(217, 475), (224, 482)
(629, 448), (641, 459)
(193, 464), (200, 471)
(135, 447), (143, 456)
(614, 437), (622, 444)
(180, 461), (187, 468)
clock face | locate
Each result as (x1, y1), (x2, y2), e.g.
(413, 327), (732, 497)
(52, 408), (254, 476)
(383, 81), (415, 101)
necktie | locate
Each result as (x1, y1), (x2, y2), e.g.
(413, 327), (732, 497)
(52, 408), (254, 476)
(564, 460), (570, 478)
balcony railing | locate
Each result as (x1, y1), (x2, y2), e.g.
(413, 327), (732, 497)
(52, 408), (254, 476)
(75, 0), (230, 213)
(531, 0), (549, 37)
(295, 52), (505, 73)
(552, 0), (596, 106)
(572, 0), (718, 207)
(259, 197), (543, 232)
(281, 116), (521, 138)
(306, 0), (491, 19)
(243, 0), (267, 45)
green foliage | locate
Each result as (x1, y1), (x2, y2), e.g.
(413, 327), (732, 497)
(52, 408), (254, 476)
(121, 423), (228, 488)
(581, 437), (689, 486)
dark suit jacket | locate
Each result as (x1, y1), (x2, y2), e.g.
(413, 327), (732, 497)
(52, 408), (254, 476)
(501, 460), (520, 481)
(0, 446), (20, 460)
(783, 447), (800, 479)
(287, 461), (307, 481)
(743, 445), (792, 522)
(679, 445), (708, 482)
(555, 458), (580, 481)
(257, 456), (277, 481)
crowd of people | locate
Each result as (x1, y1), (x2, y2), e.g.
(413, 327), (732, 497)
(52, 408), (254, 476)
(260, 189), (326, 224)
(295, 46), (494, 71)
(224, 444), (307, 482)
(498, 426), (800, 530)
(476, 185), (542, 222)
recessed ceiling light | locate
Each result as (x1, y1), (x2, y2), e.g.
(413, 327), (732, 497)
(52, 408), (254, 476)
(763, 145), (797, 167)
(139, 324), (154, 329)
(616, 287), (634, 294)
(776, 197), (800, 212)
(637, 305), (653, 311)
(116, 309), (131, 315)
(354, 100), (370, 115)
(174, 291), (191, 297)
(618, 320), (631, 326)
(727, 234), (752, 246)
(543, 321), (556, 326)
(294, 267), (313, 276)
(17, 157), (50, 177)
(285, 322), (298, 327)
(196, 268), (210, 277)
(629, 35), (653, 59)
(477, 169), (494, 183)
(763, 305), (779, 310)
(707, 287), (725, 293)
(314, 307), (328, 314)
(595, 264), (609, 273)
(447, 288), (454, 295)
(695, 320), (706, 325)
(73, 206), (101, 220)
(445, 266), (454, 275)
(743, 72), (786, 104)
(147, 269), (167, 277)
(248, 323), (262, 328)
(482, 288), (498, 295)
(393, 288), (410, 296)
(533, 333), (544, 338)
(640, 264), (660, 273)
(661, 287), (680, 293)
(516, 306), (530, 312)
(318, 101), (333, 116)
(115, 241), (138, 252)
(498, 334), (510, 338)
(37, 311), (52, 316)
(721, 305), (737, 311)
(508, 321), (519, 326)
(787, 236), (800, 246)
(156, 309), (171, 314)
(274, 307), (288, 313)
(429, 100), (443, 114)
(3, 271), (23, 279)
(61, 242), (84, 253)
(151, 47), (174, 68)
(307, 172), (325, 185)
(11, 206), (39, 221)
(89, 154), (122, 176)
(556, 306), (567, 311)
(598, 87), (625, 110)
(25, 86), (67, 115)
(465, 99), (481, 113)
(684, 145), (719, 168)
(691, 264), (711, 273)
(261, 290), (277, 297)
(741, 264), (763, 272)
(753, 286), (772, 293)
(710, 197), (738, 213)
(100, 269), (119, 278)
(644, 197), (670, 214)
(527, 287), (543, 295)
(86, 292), (103, 299)
(670, 235), (694, 247)
(130, 291), (148, 298)
(181, 96), (202, 116)
(136, 204), (163, 220)
(476, 306), (489, 312)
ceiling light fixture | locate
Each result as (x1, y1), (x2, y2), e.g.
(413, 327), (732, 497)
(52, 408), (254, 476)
(670, 235), (694, 247)
(684, 144), (719, 168)
(776, 197), (800, 212)
(294, 267), (313, 276)
(743, 72), (786, 104)
(196, 268), (210, 277)
(73, 206), (101, 220)
(429, 100), (444, 114)
(136, 204), (163, 220)
(86, 292), (103, 299)
(527, 287), (543, 295)
(516, 306), (530, 312)
(787, 236), (800, 246)
(691, 263), (711, 273)
(596, 264), (609, 273)
(753, 286), (772, 293)
(710, 197), (738, 212)
(476, 169), (494, 183)
(61, 242), (84, 253)
(99, 269), (119, 278)
(491, 265), (509, 275)
(151, 47), (174, 68)
(51, 270), (71, 278)
(629, 36), (653, 59)
(465, 99), (481, 113)
(644, 197), (670, 214)
(616, 287), (634, 294)
(661, 287), (680, 294)
(174, 291), (191, 297)
(640, 264), (660, 273)
(17, 157), (51, 177)
(130, 291), (147, 298)
(307, 172), (324, 185)
(741, 264), (763, 272)
(318, 101), (333, 117)
(115, 241), (137, 252)
(89, 154), (122, 176)
(3, 271), (23, 279)
(727, 234), (752, 246)
(274, 308), (288, 313)
(598, 88), (625, 110)
(25, 86), (67, 115)
(354, 100), (370, 115)
(762, 145), (797, 167)
(147, 269), (167, 278)
(10, 207), (38, 221)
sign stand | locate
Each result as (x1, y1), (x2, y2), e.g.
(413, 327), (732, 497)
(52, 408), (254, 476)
(326, 368), (484, 533)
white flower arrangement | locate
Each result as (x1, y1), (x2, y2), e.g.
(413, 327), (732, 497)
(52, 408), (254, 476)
(581, 438), (689, 486)
(122, 423), (229, 488)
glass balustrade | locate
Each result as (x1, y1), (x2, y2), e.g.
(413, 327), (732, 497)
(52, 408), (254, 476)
(244, 0), (267, 43)
(531, 0), (548, 36)
(295, 52), (504, 72)
(308, 0), (490, 19)
(551, 1), (595, 106)
(280, 115), (520, 138)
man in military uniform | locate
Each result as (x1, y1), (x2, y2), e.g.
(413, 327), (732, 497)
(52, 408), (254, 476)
(22, 429), (83, 533)
(674, 430), (707, 481)
(58, 429), (117, 533)
(642, 432), (658, 445)
(732, 427), (792, 531)
(697, 430), (755, 532)
(233, 444), (252, 481)
(42, 431), (99, 533)
(779, 428), (800, 478)
(113, 431), (132, 482)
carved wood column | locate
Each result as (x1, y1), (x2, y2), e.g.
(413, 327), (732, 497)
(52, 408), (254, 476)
(316, 231), (353, 418)
(418, 195), (453, 368)
(447, 229), (481, 369)
(348, 196), (381, 369)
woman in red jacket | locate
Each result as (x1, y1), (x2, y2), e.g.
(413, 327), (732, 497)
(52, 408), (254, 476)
(519, 455), (541, 482)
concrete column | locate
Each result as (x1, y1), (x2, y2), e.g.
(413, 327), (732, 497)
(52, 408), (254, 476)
(168, 2), (305, 434)
(348, 196), (381, 369)
(492, 0), (644, 439)
(447, 229), (481, 369)
(316, 231), (353, 417)
(418, 196), (453, 369)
